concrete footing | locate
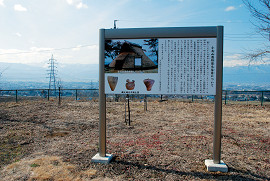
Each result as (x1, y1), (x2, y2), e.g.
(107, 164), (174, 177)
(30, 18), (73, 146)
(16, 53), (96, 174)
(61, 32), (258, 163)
(91, 153), (113, 164)
(205, 159), (228, 172)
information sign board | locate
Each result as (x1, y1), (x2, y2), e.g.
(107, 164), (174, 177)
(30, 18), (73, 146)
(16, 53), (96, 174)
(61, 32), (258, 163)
(105, 38), (216, 95)
(93, 27), (226, 170)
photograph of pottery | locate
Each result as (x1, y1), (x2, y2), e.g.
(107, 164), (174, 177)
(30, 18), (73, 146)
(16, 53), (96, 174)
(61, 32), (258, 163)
(126, 79), (135, 90)
(107, 76), (118, 91)
(143, 79), (155, 91)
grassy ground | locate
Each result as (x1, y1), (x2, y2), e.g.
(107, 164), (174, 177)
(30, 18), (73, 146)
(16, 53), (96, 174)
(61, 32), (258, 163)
(0, 99), (269, 180)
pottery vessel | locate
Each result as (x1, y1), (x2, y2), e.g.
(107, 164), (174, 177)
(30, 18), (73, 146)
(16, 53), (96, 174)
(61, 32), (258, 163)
(126, 79), (135, 90)
(143, 79), (155, 91)
(107, 76), (118, 91)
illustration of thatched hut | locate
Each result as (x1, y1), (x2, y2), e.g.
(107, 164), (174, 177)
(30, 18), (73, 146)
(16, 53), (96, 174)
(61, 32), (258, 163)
(109, 42), (157, 70)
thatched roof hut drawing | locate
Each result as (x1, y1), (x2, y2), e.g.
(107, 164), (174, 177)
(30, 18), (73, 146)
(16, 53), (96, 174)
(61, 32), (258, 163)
(109, 42), (157, 70)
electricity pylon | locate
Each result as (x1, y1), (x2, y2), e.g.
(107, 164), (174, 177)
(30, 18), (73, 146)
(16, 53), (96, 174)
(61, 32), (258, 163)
(47, 54), (58, 95)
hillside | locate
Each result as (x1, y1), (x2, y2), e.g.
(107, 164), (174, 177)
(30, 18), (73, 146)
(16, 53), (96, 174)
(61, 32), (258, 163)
(1, 62), (270, 85)
(223, 64), (270, 85)
(0, 62), (99, 82)
(0, 100), (269, 180)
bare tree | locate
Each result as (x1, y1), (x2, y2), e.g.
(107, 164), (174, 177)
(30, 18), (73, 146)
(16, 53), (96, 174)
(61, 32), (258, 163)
(243, 0), (270, 62)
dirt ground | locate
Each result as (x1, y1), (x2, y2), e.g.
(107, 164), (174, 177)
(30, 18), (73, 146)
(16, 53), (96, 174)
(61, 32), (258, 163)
(0, 99), (269, 180)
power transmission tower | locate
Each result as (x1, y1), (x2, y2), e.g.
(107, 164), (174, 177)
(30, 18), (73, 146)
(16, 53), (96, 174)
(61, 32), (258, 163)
(47, 54), (58, 95)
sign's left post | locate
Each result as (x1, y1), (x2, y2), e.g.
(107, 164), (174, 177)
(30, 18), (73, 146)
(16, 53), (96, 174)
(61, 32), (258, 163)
(91, 29), (113, 164)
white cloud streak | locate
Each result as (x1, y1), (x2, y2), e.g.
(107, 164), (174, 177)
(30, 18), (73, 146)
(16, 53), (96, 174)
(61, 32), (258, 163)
(72, 44), (98, 51)
(0, 48), (45, 64)
(66, 0), (88, 9)
(225, 6), (236, 12)
(87, 45), (98, 49)
(224, 54), (249, 67)
(14, 4), (27, 11)
(0, 45), (99, 65)
(0, 0), (5, 7)
(76, 2), (88, 9)
(15, 33), (22, 37)
(72, 45), (82, 51)
(66, 0), (73, 5)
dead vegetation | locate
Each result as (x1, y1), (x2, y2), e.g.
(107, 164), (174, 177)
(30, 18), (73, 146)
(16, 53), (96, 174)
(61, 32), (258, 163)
(0, 99), (269, 180)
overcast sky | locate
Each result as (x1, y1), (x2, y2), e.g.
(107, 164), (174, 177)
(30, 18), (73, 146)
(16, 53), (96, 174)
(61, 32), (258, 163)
(0, 0), (268, 67)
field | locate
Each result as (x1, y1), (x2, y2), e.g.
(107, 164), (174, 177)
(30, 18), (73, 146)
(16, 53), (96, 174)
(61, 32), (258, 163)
(0, 99), (269, 180)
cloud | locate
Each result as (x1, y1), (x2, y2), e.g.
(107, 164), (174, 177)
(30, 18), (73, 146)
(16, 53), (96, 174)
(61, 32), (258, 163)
(87, 45), (98, 50)
(0, 0), (5, 7)
(0, 47), (53, 64)
(224, 54), (249, 67)
(66, 0), (88, 9)
(0, 45), (99, 65)
(239, 4), (244, 8)
(66, 0), (73, 5)
(72, 45), (97, 51)
(72, 45), (82, 51)
(14, 4), (27, 11)
(30, 47), (53, 52)
(76, 2), (88, 9)
(15, 33), (22, 37)
(0, 48), (21, 55)
(224, 54), (270, 66)
(225, 6), (236, 12)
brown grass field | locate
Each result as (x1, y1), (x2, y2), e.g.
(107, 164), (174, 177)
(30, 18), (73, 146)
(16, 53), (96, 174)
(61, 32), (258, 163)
(0, 99), (269, 180)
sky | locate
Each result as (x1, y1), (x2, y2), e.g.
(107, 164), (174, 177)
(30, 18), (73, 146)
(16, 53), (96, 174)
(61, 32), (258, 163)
(0, 0), (269, 68)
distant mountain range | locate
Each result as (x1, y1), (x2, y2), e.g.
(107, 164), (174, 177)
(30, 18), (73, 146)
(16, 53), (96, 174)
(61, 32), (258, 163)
(0, 62), (99, 82)
(223, 64), (270, 85)
(0, 62), (269, 86)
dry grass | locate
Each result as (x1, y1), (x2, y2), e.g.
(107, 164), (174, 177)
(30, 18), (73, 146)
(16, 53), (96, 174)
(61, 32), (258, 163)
(0, 99), (269, 180)
(1, 154), (97, 180)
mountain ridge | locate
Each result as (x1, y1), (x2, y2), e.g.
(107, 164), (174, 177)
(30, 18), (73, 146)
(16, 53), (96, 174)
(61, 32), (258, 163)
(1, 62), (269, 85)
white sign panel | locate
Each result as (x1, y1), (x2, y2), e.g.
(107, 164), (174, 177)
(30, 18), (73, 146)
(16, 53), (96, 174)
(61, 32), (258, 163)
(105, 38), (216, 95)
(159, 38), (216, 95)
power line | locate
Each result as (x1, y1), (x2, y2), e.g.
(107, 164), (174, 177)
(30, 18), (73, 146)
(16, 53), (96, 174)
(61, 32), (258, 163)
(224, 52), (245, 54)
(224, 39), (266, 42)
(0, 44), (95, 56)
(224, 36), (265, 38)
(0, 32), (267, 58)
(225, 33), (258, 35)
(117, 19), (250, 24)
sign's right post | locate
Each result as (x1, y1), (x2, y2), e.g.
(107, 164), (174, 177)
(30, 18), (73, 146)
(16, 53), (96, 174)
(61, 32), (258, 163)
(205, 26), (228, 172)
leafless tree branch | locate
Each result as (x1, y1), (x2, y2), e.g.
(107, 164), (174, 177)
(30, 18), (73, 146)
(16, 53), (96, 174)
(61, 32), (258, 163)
(243, 0), (270, 62)
(243, 0), (270, 33)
